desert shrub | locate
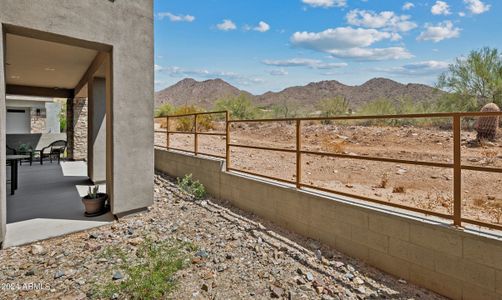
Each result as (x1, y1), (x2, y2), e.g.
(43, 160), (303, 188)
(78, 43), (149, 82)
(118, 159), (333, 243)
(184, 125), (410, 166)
(171, 105), (213, 132)
(214, 93), (259, 120)
(155, 103), (175, 117)
(270, 102), (302, 119)
(317, 96), (350, 124)
(95, 239), (194, 299)
(357, 97), (438, 126)
(177, 174), (206, 200)
(59, 101), (67, 132)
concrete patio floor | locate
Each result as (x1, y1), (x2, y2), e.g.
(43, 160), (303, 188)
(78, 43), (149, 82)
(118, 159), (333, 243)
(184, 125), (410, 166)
(4, 161), (113, 248)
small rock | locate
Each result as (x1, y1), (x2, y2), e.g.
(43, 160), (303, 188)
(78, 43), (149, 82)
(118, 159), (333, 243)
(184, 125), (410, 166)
(30, 244), (45, 255)
(398, 279), (407, 284)
(315, 286), (324, 294)
(305, 272), (314, 282)
(88, 233), (98, 239)
(295, 276), (306, 285)
(112, 271), (123, 280)
(270, 285), (284, 298)
(54, 270), (65, 279)
(127, 228), (134, 235)
(128, 237), (143, 246)
(201, 283), (210, 292)
(357, 286), (366, 294)
(25, 270), (35, 276)
(315, 249), (322, 261)
(195, 250), (209, 258)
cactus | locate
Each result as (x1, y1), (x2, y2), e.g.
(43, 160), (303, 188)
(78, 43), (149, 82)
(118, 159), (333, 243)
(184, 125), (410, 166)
(87, 185), (100, 199)
(476, 103), (500, 141)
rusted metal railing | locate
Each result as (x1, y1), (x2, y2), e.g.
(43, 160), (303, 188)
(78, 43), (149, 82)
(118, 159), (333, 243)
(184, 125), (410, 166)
(154, 110), (227, 159)
(226, 111), (502, 231)
(156, 110), (502, 231)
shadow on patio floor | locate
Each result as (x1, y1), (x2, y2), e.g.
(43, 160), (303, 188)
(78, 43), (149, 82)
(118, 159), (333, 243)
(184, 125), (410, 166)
(4, 161), (113, 247)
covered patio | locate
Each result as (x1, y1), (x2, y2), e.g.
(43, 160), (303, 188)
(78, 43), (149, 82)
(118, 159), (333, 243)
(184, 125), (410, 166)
(4, 161), (113, 247)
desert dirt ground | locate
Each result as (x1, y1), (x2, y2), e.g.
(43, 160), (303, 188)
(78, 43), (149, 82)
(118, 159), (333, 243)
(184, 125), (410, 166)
(155, 118), (502, 228)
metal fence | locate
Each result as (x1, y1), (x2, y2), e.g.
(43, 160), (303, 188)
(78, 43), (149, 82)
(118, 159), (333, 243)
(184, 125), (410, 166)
(156, 110), (502, 231)
(154, 111), (228, 158)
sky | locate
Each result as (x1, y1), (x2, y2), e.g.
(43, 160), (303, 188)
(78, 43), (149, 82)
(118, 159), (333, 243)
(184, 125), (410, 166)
(154, 0), (500, 94)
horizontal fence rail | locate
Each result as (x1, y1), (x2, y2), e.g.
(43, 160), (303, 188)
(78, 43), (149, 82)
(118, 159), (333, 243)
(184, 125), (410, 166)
(154, 110), (228, 159)
(156, 110), (502, 231)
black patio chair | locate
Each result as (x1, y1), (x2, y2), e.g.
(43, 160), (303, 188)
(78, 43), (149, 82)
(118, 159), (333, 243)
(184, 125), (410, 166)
(17, 144), (34, 166)
(39, 140), (67, 165)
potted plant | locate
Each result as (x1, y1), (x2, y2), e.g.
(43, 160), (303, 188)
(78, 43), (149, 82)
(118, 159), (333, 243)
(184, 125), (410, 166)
(82, 186), (108, 217)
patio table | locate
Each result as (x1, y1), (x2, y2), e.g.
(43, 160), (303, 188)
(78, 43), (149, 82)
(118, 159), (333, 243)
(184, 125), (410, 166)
(6, 155), (30, 195)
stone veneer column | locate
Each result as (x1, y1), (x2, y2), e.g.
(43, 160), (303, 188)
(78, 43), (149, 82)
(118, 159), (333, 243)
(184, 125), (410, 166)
(67, 97), (88, 161)
(30, 107), (46, 133)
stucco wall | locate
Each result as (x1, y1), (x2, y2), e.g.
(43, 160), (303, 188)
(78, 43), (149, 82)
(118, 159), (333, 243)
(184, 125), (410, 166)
(0, 0), (154, 227)
(155, 149), (502, 300)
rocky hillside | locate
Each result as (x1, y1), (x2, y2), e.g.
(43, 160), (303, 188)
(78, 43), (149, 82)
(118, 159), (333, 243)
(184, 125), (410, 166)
(155, 78), (252, 109)
(155, 77), (443, 110)
(254, 78), (443, 109)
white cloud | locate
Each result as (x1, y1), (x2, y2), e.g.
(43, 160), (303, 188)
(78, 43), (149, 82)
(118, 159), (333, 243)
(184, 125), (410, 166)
(245, 21), (271, 32)
(378, 60), (449, 76)
(159, 66), (263, 86)
(328, 47), (413, 60)
(458, 11), (466, 17)
(417, 21), (461, 42)
(263, 58), (348, 69)
(464, 0), (491, 14)
(302, 0), (346, 8)
(290, 27), (412, 60)
(155, 64), (163, 72)
(269, 69), (289, 76)
(431, 1), (451, 15)
(346, 9), (417, 32)
(291, 27), (394, 50)
(217, 19), (237, 31)
(255, 21), (271, 32)
(158, 12), (195, 22)
(402, 2), (415, 10)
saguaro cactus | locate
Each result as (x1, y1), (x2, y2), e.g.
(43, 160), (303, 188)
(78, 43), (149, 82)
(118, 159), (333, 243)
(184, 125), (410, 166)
(476, 103), (500, 141)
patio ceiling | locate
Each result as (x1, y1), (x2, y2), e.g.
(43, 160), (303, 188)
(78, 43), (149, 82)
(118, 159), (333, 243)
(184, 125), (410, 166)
(5, 33), (100, 91)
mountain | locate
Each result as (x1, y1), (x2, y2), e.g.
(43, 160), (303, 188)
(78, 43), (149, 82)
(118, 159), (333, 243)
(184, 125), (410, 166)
(155, 77), (444, 110)
(155, 78), (252, 109)
(254, 78), (443, 109)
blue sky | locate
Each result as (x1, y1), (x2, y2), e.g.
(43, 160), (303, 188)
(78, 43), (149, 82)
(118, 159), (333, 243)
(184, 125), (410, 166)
(154, 0), (500, 94)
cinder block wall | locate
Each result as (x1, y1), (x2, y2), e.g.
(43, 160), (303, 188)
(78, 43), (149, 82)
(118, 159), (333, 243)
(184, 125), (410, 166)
(155, 149), (502, 300)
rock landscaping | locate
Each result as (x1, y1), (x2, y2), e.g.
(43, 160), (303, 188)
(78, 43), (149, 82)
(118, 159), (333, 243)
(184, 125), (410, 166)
(0, 173), (445, 299)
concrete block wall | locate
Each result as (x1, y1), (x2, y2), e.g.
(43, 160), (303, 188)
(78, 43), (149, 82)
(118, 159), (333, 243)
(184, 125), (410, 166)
(155, 149), (502, 300)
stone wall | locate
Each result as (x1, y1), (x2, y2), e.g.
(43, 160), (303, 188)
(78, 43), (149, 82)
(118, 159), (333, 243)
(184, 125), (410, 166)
(155, 149), (502, 300)
(67, 97), (88, 160)
(30, 107), (46, 134)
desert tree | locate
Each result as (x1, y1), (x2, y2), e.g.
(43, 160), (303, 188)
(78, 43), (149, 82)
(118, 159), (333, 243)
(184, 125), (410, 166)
(437, 47), (502, 109)
(214, 93), (259, 120)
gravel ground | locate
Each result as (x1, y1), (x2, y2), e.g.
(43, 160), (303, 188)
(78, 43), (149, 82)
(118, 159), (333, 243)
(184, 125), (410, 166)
(0, 173), (445, 299)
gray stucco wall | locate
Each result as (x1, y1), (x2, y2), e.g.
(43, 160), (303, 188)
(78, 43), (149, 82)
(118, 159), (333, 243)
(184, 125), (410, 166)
(0, 0), (154, 242)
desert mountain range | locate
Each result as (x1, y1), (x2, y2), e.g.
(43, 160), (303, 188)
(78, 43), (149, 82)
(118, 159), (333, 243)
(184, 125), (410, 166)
(155, 77), (443, 110)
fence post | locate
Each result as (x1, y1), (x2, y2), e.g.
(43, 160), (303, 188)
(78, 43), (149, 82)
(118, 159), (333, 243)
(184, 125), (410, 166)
(296, 119), (302, 189)
(453, 114), (462, 227)
(166, 116), (169, 149)
(226, 111), (230, 172)
(194, 114), (198, 155)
